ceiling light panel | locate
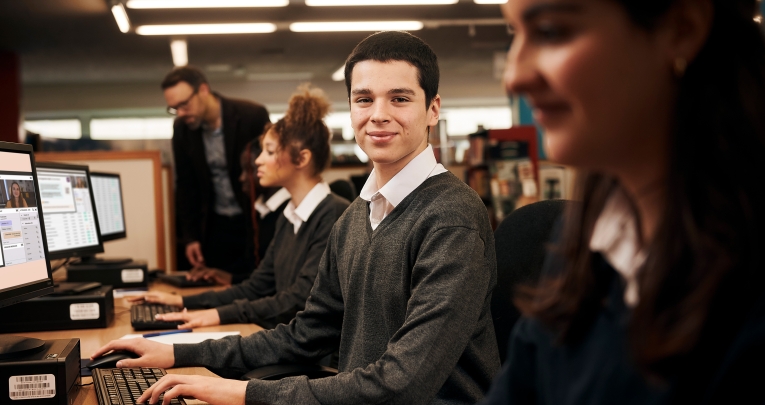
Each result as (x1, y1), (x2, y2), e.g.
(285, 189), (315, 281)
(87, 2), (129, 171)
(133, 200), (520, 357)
(331, 65), (345, 81)
(290, 21), (424, 32)
(473, 0), (508, 4)
(306, 0), (457, 5)
(170, 39), (188, 66)
(111, 4), (131, 33)
(126, 0), (288, 8)
(136, 23), (277, 35)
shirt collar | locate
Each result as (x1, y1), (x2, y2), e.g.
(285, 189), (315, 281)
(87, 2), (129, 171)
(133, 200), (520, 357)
(283, 182), (331, 232)
(359, 144), (439, 207)
(589, 187), (647, 306)
(254, 188), (291, 218)
(201, 98), (223, 134)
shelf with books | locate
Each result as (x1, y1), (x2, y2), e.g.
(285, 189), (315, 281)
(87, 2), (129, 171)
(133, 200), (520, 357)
(465, 125), (540, 228)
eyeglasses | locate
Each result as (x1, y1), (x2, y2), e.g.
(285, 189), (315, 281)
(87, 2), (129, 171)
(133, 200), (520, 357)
(166, 89), (198, 115)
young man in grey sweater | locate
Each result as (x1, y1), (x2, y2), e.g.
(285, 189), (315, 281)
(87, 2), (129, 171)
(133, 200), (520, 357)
(92, 31), (500, 405)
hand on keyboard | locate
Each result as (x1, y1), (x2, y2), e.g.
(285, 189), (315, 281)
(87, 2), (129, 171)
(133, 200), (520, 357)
(156, 308), (221, 329)
(139, 374), (248, 405)
(91, 338), (175, 369)
(187, 266), (233, 286)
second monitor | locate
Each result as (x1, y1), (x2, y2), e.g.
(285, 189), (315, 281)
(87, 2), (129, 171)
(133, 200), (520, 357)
(89, 171), (126, 243)
(35, 162), (104, 262)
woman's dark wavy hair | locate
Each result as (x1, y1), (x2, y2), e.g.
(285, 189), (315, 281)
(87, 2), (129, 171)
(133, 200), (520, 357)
(262, 83), (332, 176)
(516, 0), (765, 378)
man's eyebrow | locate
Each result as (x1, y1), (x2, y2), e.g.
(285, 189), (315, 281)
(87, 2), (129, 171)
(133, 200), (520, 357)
(351, 88), (371, 96)
(523, 2), (583, 21)
(388, 88), (416, 96)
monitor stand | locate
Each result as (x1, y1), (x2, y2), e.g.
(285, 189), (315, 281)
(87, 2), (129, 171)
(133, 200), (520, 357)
(69, 255), (132, 266)
(0, 335), (45, 361)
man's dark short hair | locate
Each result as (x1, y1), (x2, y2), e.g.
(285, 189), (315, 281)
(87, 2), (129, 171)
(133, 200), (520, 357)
(344, 31), (439, 109)
(161, 66), (209, 91)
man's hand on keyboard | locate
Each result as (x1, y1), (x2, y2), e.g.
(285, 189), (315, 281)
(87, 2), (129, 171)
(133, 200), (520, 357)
(187, 266), (233, 286)
(128, 291), (184, 308)
(91, 338), (175, 369)
(138, 374), (247, 405)
(155, 308), (221, 329)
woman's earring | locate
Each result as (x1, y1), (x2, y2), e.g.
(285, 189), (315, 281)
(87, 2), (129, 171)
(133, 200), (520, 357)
(674, 58), (687, 78)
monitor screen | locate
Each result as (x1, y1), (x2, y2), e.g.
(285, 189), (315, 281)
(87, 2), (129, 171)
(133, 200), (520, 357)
(36, 162), (103, 260)
(90, 172), (127, 242)
(0, 142), (54, 308)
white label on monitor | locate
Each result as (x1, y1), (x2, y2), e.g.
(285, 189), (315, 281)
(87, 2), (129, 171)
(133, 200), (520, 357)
(121, 269), (144, 283)
(70, 302), (100, 320)
(9, 374), (56, 400)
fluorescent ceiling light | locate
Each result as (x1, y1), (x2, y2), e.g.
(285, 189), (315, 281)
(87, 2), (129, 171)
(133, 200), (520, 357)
(136, 23), (276, 35)
(290, 21), (424, 32)
(126, 0), (288, 8)
(331, 65), (345, 81)
(111, 4), (131, 33)
(306, 0), (456, 5)
(170, 39), (188, 66)
(473, 0), (508, 3)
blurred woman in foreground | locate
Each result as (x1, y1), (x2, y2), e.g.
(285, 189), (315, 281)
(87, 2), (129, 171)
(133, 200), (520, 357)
(485, 0), (765, 403)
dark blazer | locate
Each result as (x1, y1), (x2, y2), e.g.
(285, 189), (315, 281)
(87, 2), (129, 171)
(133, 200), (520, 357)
(172, 94), (270, 246)
(481, 252), (765, 405)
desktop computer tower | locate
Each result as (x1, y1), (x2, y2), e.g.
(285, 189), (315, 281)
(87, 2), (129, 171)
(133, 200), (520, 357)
(66, 260), (148, 288)
(0, 286), (114, 332)
(0, 338), (81, 405)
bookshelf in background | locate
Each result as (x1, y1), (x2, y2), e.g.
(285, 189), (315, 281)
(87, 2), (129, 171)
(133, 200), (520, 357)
(466, 126), (540, 228)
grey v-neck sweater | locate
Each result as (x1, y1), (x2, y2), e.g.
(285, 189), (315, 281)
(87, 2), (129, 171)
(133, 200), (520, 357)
(175, 172), (500, 404)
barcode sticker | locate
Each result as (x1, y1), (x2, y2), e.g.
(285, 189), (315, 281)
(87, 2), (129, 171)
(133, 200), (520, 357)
(122, 269), (144, 283)
(9, 374), (55, 400)
(70, 302), (100, 320)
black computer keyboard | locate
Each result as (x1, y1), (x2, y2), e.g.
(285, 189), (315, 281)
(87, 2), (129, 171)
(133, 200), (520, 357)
(130, 304), (183, 331)
(93, 367), (185, 405)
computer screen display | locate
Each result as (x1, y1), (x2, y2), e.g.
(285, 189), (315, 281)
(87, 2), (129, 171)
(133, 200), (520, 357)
(90, 172), (126, 242)
(0, 142), (53, 308)
(36, 162), (103, 260)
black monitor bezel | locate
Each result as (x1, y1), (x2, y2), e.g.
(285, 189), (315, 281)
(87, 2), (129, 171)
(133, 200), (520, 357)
(0, 141), (54, 309)
(35, 161), (105, 261)
(89, 171), (127, 242)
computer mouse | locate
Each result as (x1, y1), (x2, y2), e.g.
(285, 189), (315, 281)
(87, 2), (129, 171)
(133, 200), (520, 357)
(87, 350), (140, 369)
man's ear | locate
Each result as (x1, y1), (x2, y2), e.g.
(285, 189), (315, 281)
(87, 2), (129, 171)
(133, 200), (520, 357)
(198, 82), (211, 97)
(661, 0), (713, 69)
(427, 95), (441, 127)
(295, 149), (313, 171)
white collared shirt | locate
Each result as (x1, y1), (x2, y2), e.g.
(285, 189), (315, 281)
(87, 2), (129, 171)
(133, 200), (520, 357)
(282, 182), (331, 234)
(254, 188), (291, 218)
(589, 188), (647, 307)
(359, 145), (448, 230)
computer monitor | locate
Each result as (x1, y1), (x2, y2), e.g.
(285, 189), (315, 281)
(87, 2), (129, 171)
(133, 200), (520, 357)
(89, 172), (127, 242)
(35, 162), (104, 262)
(0, 141), (55, 359)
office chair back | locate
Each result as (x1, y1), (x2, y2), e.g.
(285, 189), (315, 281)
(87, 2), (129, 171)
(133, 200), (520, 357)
(329, 179), (357, 203)
(492, 199), (571, 363)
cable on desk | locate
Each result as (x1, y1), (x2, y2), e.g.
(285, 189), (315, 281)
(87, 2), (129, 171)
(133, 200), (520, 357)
(78, 367), (94, 386)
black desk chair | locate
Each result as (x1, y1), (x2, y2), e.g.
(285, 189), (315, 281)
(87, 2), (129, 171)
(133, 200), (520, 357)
(491, 199), (571, 363)
(329, 179), (357, 203)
